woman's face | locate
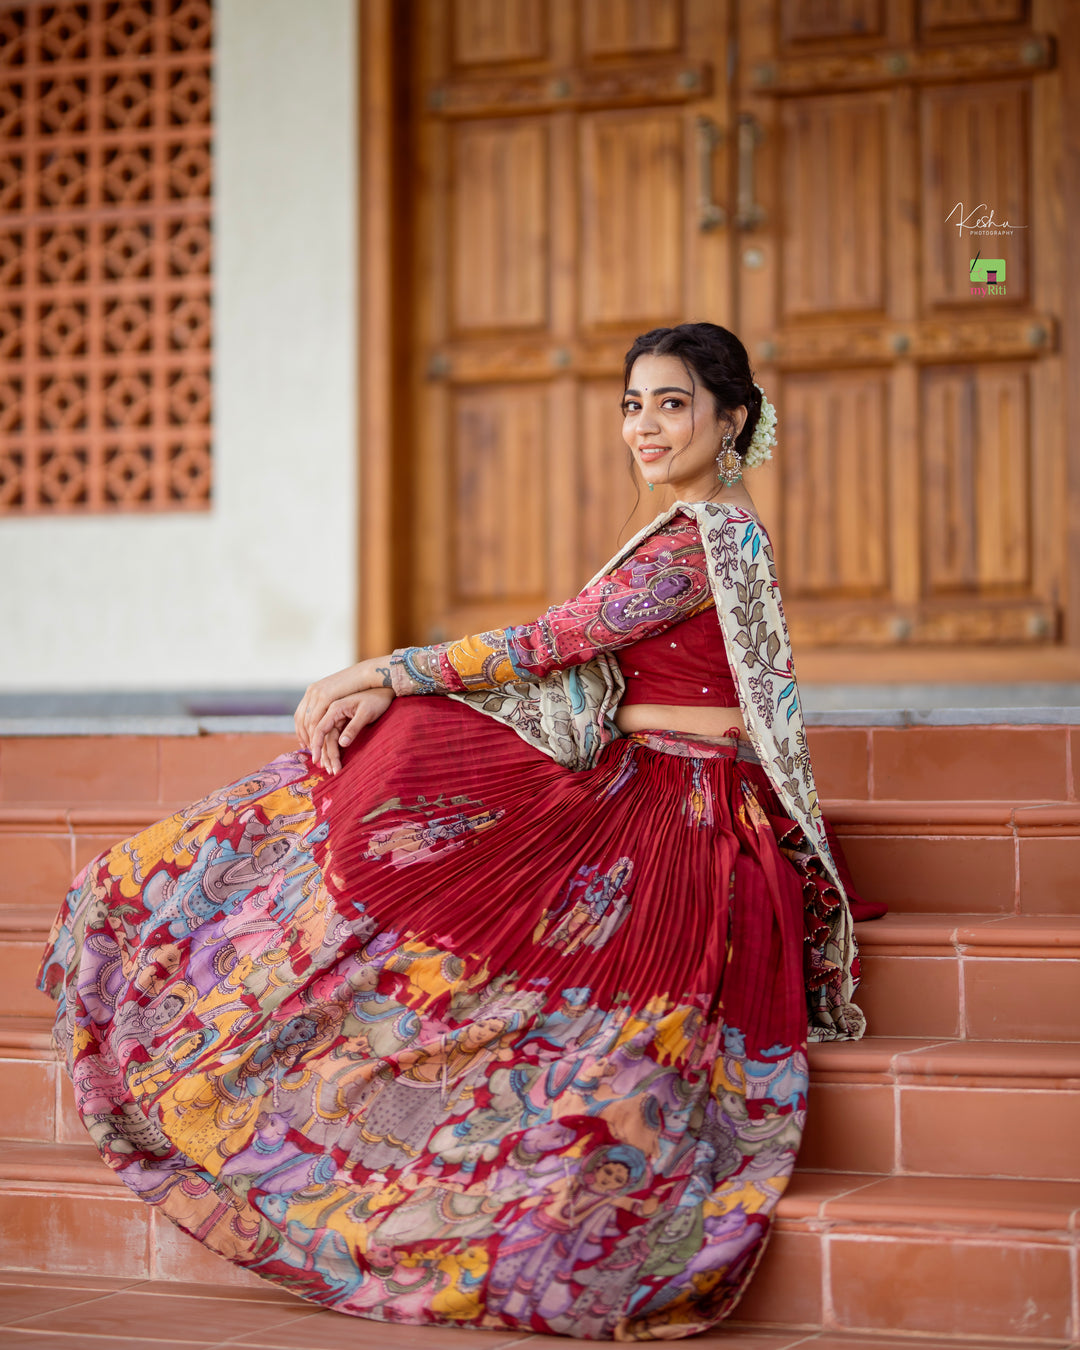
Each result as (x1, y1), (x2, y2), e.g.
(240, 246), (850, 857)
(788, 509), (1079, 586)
(622, 353), (746, 500)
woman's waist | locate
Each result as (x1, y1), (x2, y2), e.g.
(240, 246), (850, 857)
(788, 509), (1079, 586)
(614, 700), (747, 742)
(622, 727), (760, 765)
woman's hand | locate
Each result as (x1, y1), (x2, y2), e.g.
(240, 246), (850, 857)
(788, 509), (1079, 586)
(311, 687), (395, 775)
(294, 657), (393, 752)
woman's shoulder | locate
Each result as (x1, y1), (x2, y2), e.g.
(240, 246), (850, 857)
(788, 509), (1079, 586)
(672, 499), (768, 536)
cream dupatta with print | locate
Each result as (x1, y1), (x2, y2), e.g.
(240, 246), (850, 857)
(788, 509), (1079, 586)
(446, 500), (864, 1041)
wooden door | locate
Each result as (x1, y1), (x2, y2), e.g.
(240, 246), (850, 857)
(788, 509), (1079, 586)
(361, 0), (1079, 680)
(401, 0), (736, 645)
(737, 0), (1078, 682)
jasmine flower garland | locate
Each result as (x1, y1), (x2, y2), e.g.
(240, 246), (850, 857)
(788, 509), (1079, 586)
(744, 384), (777, 470)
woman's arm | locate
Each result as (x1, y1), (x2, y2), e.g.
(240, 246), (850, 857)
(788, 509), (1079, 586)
(298, 512), (711, 772)
(391, 512), (711, 696)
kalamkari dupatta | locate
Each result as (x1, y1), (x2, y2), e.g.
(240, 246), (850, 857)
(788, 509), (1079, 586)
(446, 499), (864, 1041)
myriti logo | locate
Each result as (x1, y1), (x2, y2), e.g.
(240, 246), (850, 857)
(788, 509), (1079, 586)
(970, 253), (1006, 296)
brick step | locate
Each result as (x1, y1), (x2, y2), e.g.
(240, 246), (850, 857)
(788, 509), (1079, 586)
(832, 799), (1080, 916)
(4, 798), (1078, 918)
(853, 912), (1080, 1040)
(1, 723), (1076, 804)
(802, 1035), (1080, 1181)
(0, 1142), (1076, 1343)
(5, 1016), (1078, 1184)
(733, 1170), (1080, 1342)
(6, 904), (1080, 1040)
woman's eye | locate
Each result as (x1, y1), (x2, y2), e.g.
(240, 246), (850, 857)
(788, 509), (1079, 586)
(621, 401), (640, 414)
(662, 398), (684, 410)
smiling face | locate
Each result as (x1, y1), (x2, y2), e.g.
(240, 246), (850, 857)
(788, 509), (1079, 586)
(622, 352), (746, 501)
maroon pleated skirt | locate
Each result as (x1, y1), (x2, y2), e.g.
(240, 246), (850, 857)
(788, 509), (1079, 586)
(39, 694), (855, 1339)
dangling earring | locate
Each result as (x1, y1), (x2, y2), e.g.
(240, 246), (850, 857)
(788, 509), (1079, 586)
(716, 431), (742, 486)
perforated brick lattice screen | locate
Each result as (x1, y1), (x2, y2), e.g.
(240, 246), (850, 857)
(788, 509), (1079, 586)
(0, 0), (211, 514)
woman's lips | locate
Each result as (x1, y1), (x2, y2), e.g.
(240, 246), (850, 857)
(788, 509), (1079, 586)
(637, 447), (669, 462)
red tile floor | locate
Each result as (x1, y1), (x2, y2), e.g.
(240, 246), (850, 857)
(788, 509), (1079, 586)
(0, 1273), (1072, 1350)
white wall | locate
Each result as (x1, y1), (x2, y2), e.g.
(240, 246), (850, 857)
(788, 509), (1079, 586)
(0, 0), (357, 691)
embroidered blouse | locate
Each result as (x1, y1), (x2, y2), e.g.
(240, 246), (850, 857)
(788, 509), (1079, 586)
(391, 511), (731, 700)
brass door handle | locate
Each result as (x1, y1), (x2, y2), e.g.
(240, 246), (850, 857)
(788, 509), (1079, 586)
(696, 116), (726, 231)
(734, 112), (765, 230)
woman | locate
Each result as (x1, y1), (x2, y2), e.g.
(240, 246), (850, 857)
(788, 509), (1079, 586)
(39, 323), (879, 1341)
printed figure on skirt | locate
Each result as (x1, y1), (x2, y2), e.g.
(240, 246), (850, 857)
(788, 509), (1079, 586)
(39, 323), (885, 1341)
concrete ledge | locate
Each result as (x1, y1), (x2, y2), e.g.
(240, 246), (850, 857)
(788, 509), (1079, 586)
(805, 707), (1080, 726)
(0, 716), (297, 737)
(1, 710), (1079, 735)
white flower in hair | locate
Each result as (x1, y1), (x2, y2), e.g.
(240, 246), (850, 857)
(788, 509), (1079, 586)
(743, 384), (777, 470)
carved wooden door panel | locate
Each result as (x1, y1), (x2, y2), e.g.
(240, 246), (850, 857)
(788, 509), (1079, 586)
(737, 0), (1074, 682)
(407, 0), (734, 644)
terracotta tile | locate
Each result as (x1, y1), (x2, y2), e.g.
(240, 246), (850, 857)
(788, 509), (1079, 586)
(148, 1212), (273, 1291)
(807, 1035), (931, 1079)
(0, 738), (159, 807)
(0, 1333), (208, 1349)
(1019, 837), (1080, 915)
(778, 1170), (880, 1220)
(956, 913), (1080, 951)
(871, 726), (1069, 802)
(798, 1084), (895, 1173)
(964, 957), (1080, 1041)
(0, 1057), (56, 1141)
(0, 834), (72, 908)
(806, 1337), (1065, 1350)
(827, 1233), (1071, 1338)
(853, 955), (961, 1039)
(0, 1283), (111, 1324)
(0, 1192), (149, 1278)
(822, 1173), (1080, 1230)
(834, 835), (1014, 913)
(1, 1139), (118, 1187)
(672, 1333), (809, 1350)
(831, 802), (1013, 831)
(159, 734), (298, 805)
(16, 1289), (315, 1342)
(807, 729), (869, 801)
(228, 1308), (522, 1348)
(0, 1273), (139, 1292)
(126, 1276), (304, 1305)
(725, 1227), (822, 1327)
(894, 1038), (1080, 1083)
(73, 833), (129, 875)
(58, 1069), (88, 1145)
(539, 1332), (807, 1350)
(854, 912), (965, 951)
(0, 941), (62, 1018)
(900, 1086), (1080, 1180)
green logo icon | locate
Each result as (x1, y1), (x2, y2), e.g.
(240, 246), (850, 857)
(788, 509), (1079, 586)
(970, 257), (1006, 284)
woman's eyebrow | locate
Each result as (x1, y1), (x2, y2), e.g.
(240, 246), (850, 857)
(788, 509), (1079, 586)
(623, 386), (692, 398)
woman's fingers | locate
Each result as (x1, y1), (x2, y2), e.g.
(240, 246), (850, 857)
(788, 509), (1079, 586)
(338, 705), (373, 749)
(340, 690), (395, 748)
(322, 727), (342, 776)
(310, 699), (349, 764)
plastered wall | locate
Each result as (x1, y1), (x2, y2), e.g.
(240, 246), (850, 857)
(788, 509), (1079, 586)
(0, 0), (357, 691)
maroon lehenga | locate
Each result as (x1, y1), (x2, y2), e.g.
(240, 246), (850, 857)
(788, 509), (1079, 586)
(38, 507), (879, 1339)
